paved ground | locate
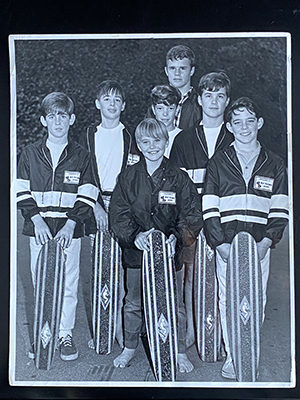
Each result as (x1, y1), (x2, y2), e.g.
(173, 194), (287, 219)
(9, 211), (294, 387)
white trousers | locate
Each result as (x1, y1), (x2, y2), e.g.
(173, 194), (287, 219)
(216, 248), (270, 357)
(30, 237), (81, 338)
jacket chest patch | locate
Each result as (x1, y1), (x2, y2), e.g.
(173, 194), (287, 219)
(158, 191), (176, 205)
(127, 153), (140, 166)
(64, 171), (81, 184)
(254, 175), (274, 192)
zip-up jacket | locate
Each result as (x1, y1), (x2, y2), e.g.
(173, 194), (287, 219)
(169, 121), (233, 194)
(145, 87), (202, 130)
(202, 144), (289, 249)
(17, 135), (99, 238)
(109, 157), (202, 270)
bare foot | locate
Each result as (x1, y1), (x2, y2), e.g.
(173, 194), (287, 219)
(113, 347), (135, 368)
(177, 352), (194, 373)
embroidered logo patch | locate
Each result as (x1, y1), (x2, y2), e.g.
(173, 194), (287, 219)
(64, 171), (80, 184)
(254, 176), (274, 192)
(158, 191), (176, 205)
(127, 153), (140, 166)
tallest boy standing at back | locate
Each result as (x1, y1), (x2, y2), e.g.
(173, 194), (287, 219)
(147, 45), (201, 130)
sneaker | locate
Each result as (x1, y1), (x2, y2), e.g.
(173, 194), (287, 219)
(221, 357), (236, 380)
(59, 335), (78, 361)
(28, 343), (35, 360)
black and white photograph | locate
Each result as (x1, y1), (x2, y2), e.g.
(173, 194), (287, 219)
(9, 32), (294, 388)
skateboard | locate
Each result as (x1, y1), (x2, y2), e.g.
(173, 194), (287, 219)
(226, 231), (263, 382)
(33, 239), (66, 370)
(142, 230), (178, 382)
(194, 230), (221, 362)
(91, 230), (123, 354)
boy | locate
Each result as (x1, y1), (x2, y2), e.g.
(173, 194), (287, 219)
(80, 80), (140, 235)
(150, 84), (181, 157)
(17, 92), (98, 361)
(202, 97), (289, 379)
(147, 45), (201, 130)
(109, 118), (202, 374)
(169, 71), (233, 347)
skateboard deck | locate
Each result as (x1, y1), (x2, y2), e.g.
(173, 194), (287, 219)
(34, 239), (66, 370)
(92, 230), (123, 354)
(142, 230), (178, 382)
(226, 231), (263, 382)
(194, 230), (221, 362)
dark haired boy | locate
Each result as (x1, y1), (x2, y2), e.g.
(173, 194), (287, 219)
(146, 45), (201, 130)
(109, 118), (202, 373)
(203, 97), (289, 379)
(150, 84), (181, 157)
(17, 92), (99, 361)
(169, 71), (233, 347)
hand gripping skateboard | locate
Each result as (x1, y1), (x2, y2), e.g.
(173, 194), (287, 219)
(91, 230), (123, 354)
(142, 230), (178, 382)
(226, 231), (263, 382)
(33, 239), (66, 370)
(194, 229), (221, 362)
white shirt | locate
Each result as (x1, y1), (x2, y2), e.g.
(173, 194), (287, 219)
(201, 122), (223, 159)
(165, 127), (181, 158)
(233, 141), (261, 185)
(46, 139), (67, 169)
(94, 123), (124, 192)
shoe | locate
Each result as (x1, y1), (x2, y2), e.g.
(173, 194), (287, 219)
(221, 357), (236, 380)
(59, 335), (78, 361)
(28, 343), (35, 360)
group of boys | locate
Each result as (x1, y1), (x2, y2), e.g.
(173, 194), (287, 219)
(16, 44), (289, 380)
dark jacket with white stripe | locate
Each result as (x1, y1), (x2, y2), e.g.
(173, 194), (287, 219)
(80, 124), (141, 234)
(109, 157), (202, 270)
(202, 144), (289, 249)
(169, 121), (233, 194)
(17, 136), (98, 238)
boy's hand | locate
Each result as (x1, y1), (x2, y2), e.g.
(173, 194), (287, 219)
(54, 219), (76, 249)
(166, 234), (177, 258)
(94, 202), (108, 232)
(134, 228), (155, 251)
(31, 213), (53, 245)
(216, 243), (230, 262)
(257, 237), (272, 261)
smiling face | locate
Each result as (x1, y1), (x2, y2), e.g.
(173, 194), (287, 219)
(198, 88), (229, 120)
(40, 110), (75, 143)
(137, 135), (168, 164)
(165, 58), (195, 94)
(152, 103), (177, 131)
(226, 107), (264, 146)
(95, 89), (125, 122)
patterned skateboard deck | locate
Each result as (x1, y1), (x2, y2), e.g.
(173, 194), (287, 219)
(194, 230), (221, 362)
(142, 230), (178, 382)
(226, 231), (263, 382)
(34, 239), (66, 370)
(92, 230), (123, 354)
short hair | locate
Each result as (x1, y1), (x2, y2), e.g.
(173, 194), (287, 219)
(41, 92), (74, 117)
(166, 45), (196, 68)
(95, 80), (126, 103)
(135, 118), (169, 143)
(198, 71), (231, 97)
(150, 85), (181, 106)
(226, 97), (262, 123)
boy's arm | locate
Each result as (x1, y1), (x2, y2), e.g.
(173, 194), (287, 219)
(264, 158), (289, 246)
(202, 158), (226, 249)
(109, 175), (142, 249)
(169, 132), (186, 167)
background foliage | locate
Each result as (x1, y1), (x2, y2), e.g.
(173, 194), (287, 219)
(14, 36), (287, 160)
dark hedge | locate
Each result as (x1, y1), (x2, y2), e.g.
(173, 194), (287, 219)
(14, 36), (287, 160)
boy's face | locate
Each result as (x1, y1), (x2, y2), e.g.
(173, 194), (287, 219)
(198, 88), (229, 120)
(152, 103), (177, 131)
(95, 90), (125, 121)
(137, 135), (168, 163)
(40, 110), (75, 142)
(165, 58), (195, 91)
(226, 107), (264, 146)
